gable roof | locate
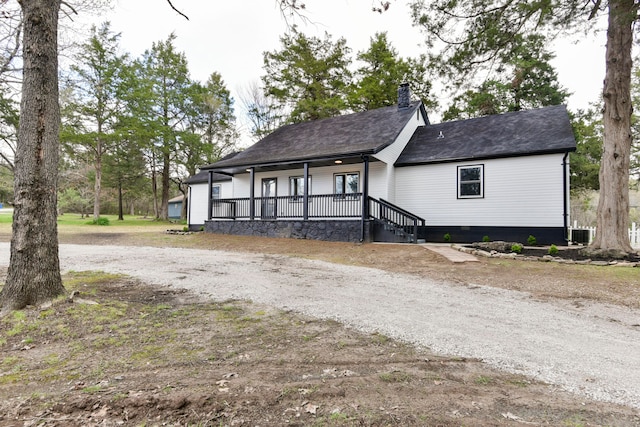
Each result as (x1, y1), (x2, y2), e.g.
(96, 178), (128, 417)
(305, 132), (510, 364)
(395, 105), (576, 167)
(204, 101), (427, 174)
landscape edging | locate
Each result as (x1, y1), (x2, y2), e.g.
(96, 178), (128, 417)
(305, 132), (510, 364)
(451, 244), (640, 267)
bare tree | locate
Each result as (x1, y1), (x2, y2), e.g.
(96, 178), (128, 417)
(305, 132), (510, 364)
(238, 81), (286, 142)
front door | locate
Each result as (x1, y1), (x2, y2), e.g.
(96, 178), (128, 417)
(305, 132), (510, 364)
(261, 178), (277, 219)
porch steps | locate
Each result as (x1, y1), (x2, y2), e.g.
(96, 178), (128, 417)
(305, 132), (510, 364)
(420, 244), (479, 263)
(372, 219), (416, 243)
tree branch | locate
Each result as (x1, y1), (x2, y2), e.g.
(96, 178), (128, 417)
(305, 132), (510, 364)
(588, 0), (602, 20)
(166, 0), (189, 20)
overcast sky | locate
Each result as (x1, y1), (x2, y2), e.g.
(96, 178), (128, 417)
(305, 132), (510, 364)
(78, 0), (606, 142)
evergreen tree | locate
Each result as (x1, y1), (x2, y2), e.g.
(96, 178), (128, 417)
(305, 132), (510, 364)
(262, 30), (352, 123)
(443, 35), (569, 121)
(138, 33), (193, 220)
(349, 32), (436, 111)
(61, 22), (128, 221)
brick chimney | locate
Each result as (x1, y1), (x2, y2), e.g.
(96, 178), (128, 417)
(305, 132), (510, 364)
(397, 83), (411, 109)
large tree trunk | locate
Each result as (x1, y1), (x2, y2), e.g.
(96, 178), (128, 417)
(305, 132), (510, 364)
(117, 180), (124, 221)
(0, 0), (65, 312)
(151, 152), (159, 218)
(590, 0), (635, 254)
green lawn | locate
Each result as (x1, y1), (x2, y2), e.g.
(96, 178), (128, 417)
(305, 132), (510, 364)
(0, 210), (181, 227)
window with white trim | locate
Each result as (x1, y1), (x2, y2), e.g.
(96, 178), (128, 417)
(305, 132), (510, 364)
(457, 165), (484, 198)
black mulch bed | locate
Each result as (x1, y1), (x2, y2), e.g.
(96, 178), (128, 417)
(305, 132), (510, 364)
(467, 242), (640, 263)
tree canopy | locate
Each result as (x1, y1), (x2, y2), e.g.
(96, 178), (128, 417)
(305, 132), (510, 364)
(263, 30), (352, 123)
(443, 34), (569, 121)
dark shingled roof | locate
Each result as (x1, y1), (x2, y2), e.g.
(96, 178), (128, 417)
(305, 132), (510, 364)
(184, 170), (232, 185)
(203, 101), (426, 172)
(185, 152), (239, 184)
(395, 105), (576, 167)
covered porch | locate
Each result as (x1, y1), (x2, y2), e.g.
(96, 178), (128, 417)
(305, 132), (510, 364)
(203, 155), (425, 243)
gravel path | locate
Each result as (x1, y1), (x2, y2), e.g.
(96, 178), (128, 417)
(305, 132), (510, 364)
(3, 243), (639, 409)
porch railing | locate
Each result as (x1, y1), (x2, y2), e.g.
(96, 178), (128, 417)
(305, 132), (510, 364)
(210, 193), (363, 220)
(209, 193), (426, 243)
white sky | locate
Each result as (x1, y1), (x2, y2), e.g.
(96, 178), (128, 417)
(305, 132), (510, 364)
(77, 0), (606, 142)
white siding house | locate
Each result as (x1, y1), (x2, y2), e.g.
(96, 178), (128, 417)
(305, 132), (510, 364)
(187, 87), (576, 244)
(395, 154), (567, 228)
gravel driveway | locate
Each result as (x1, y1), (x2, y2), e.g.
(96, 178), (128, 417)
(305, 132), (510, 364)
(3, 242), (639, 410)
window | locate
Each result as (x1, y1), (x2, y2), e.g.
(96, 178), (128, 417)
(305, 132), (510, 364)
(457, 165), (484, 198)
(211, 184), (221, 200)
(289, 175), (311, 201)
(334, 172), (359, 198)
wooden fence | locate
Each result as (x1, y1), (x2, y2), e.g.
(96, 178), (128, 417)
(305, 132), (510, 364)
(569, 221), (640, 248)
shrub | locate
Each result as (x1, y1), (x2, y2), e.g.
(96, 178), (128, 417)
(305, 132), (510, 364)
(511, 243), (523, 254)
(88, 217), (109, 226)
(548, 244), (559, 255)
(482, 235), (490, 242)
(527, 235), (537, 246)
(443, 233), (451, 243)
(183, 226), (189, 232)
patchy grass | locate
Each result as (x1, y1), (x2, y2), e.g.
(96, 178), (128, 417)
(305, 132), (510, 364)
(0, 274), (637, 425)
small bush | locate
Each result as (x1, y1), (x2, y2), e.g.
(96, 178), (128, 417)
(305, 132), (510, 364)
(88, 217), (109, 226)
(511, 243), (523, 254)
(548, 244), (559, 255)
(527, 235), (537, 246)
(199, 226), (205, 232)
(482, 235), (490, 242)
(183, 226), (189, 232)
(443, 233), (451, 243)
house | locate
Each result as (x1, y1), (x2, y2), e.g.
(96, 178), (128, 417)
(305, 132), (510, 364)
(185, 154), (238, 228)
(168, 195), (184, 220)
(187, 85), (576, 245)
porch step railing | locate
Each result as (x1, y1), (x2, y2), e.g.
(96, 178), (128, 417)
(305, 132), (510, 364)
(368, 198), (426, 243)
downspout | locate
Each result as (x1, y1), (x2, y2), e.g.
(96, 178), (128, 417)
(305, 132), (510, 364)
(361, 155), (370, 242)
(562, 152), (569, 243)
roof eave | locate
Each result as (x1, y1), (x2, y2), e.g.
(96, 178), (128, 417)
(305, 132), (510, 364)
(395, 147), (577, 167)
(205, 150), (379, 174)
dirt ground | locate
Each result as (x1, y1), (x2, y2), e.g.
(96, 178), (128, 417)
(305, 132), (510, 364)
(0, 226), (639, 426)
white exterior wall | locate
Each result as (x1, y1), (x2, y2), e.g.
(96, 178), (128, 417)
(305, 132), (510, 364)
(368, 162), (387, 200)
(188, 180), (232, 225)
(395, 154), (567, 227)
(373, 109), (427, 203)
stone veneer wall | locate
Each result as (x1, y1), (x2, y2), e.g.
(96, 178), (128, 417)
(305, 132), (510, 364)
(204, 220), (370, 243)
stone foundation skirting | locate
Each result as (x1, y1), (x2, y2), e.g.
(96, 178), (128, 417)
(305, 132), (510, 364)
(204, 219), (370, 243)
